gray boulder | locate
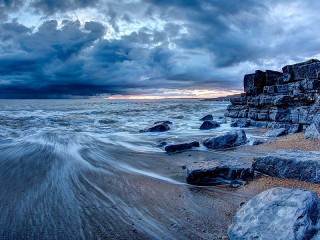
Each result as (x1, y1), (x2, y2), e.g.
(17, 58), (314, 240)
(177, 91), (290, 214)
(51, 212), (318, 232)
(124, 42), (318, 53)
(186, 161), (253, 187)
(305, 115), (320, 139)
(265, 128), (287, 137)
(252, 150), (320, 183)
(203, 130), (247, 149)
(200, 114), (213, 121)
(228, 187), (319, 240)
(200, 120), (220, 130)
(165, 141), (200, 153)
(140, 123), (170, 132)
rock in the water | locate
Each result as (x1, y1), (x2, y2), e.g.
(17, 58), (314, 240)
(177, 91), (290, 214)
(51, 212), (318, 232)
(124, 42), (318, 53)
(228, 187), (319, 240)
(203, 130), (247, 149)
(305, 115), (320, 139)
(252, 150), (320, 183)
(186, 161), (253, 186)
(165, 141), (200, 153)
(230, 121), (238, 127)
(265, 128), (287, 137)
(140, 123), (170, 132)
(99, 119), (117, 124)
(200, 114), (213, 121)
(154, 120), (172, 125)
(199, 120), (220, 130)
(157, 141), (167, 148)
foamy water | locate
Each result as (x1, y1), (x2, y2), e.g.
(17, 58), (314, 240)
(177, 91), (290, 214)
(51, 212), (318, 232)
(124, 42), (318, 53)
(0, 99), (256, 239)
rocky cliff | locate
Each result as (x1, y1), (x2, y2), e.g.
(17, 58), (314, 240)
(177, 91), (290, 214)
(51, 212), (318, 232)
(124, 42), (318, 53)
(225, 59), (320, 133)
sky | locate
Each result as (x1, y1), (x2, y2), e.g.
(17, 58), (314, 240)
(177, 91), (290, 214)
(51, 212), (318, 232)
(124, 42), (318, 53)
(1, 0), (320, 99)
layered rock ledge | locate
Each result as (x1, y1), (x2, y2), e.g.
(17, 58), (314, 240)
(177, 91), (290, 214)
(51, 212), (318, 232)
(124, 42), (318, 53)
(252, 150), (320, 183)
(226, 59), (320, 132)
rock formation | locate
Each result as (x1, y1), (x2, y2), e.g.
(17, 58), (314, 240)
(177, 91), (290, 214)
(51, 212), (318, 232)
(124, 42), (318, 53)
(226, 59), (320, 133)
(203, 130), (247, 149)
(228, 187), (320, 240)
(165, 141), (200, 153)
(252, 150), (320, 183)
(199, 120), (220, 130)
(186, 161), (253, 187)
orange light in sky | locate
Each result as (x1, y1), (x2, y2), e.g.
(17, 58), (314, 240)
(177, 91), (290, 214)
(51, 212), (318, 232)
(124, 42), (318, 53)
(106, 89), (242, 100)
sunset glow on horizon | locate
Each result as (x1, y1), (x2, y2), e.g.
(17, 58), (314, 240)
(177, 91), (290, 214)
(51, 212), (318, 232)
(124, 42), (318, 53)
(106, 89), (243, 100)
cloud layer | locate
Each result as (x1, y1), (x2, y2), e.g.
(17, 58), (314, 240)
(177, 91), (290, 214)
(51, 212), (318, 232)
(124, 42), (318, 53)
(1, 0), (320, 98)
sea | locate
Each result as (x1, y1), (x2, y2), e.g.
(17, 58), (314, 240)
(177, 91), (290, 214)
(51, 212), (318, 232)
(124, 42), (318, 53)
(0, 99), (258, 239)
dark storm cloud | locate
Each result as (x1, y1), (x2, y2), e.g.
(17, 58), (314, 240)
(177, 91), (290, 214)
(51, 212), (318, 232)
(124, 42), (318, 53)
(1, 0), (320, 98)
(30, 0), (100, 14)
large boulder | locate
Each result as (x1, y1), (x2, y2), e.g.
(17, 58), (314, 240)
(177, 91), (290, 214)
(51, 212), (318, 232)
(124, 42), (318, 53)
(252, 150), (320, 183)
(140, 123), (170, 132)
(165, 141), (200, 153)
(186, 161), (253, 187)
(228, 187), (319, 240)
(305, 115), (320, 139)
(203, 130), (247, 149)
(200, 114), (213, 121)
(199, 120), (220, 130)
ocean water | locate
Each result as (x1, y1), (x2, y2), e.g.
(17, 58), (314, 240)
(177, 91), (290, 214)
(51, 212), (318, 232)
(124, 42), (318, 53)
(0, 99), (254, 239)
(0, 99), (235, 152)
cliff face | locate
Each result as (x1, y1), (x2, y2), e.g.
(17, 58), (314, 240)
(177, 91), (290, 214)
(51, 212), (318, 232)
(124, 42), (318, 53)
(226, 59), (320, 133)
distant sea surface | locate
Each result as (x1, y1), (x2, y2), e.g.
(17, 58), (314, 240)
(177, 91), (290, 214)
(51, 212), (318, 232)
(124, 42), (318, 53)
(0, 99), (249, 239)
(0, 99), (234, 153)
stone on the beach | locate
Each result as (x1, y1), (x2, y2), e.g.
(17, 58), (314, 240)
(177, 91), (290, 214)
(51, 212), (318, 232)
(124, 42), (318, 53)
(265, 128), (287, 137)
(203, 130), (247, 149)
(154, 120), (172, 125)
(186, 161), (253, 187)
(305, 115), (320, 139)
(199, 120), (220, 130)
(228, 187), (319, 240)
(252, 150), (320, 183)
(165, 141), (200, 153)
(140, 123), (170, 132)
(200, 114), (213, 121)
(252, 139), (266, 146)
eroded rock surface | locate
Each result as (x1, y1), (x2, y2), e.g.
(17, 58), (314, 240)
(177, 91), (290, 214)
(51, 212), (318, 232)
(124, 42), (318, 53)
(252, 150), (320, 183)
(186, 161), (253, 187)
(228, 187), (320, 240)
(199, 120), (220, 130)
(165, 141), (200, 153)
(203, 130), (247, 149)
(226, 59), (320, 135)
